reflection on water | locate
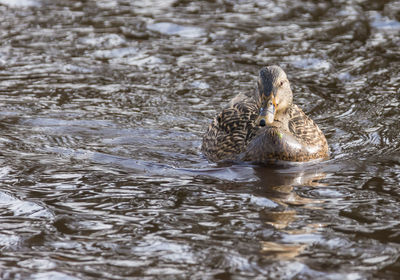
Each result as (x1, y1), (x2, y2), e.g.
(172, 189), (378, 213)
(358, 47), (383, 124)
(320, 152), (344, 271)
(261, 242), (306, 260)
(0, 0), (400, 279)
(253, 166), (326, 259)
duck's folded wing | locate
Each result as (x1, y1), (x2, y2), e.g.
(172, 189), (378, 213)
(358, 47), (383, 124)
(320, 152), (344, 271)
(201, 97), (258, 162)
(287, 105), (328, 153)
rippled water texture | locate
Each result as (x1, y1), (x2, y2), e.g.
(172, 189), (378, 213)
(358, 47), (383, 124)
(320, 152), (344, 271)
(0, 0), (399, 279)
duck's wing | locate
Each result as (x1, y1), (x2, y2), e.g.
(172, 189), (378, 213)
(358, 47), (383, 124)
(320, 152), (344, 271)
(201, 94), (258, 162)
(287, 105), (328, 152)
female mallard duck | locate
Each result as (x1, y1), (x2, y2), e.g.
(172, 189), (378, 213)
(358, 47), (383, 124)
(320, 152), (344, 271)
(201, 65), (329, 163)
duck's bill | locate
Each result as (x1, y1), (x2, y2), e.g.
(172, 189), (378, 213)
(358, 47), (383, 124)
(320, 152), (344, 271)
(256, 98), (275, 127)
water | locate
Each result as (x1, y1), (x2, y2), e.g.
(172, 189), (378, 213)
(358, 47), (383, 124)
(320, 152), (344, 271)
(0, 0), (399, 279)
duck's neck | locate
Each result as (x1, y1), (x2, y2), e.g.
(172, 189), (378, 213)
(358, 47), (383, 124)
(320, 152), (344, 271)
(274, 106), (290, 121)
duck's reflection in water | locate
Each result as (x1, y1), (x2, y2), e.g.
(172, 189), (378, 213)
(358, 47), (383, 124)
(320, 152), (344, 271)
(252, 164), (326, 260)
(185, 161), (327, 260)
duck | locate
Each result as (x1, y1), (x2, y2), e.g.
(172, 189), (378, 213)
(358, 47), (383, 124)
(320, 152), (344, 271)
(201, 65), (329, 163)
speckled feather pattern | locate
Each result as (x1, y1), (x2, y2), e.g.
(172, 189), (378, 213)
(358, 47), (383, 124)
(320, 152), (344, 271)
(201, 93), (329, 163)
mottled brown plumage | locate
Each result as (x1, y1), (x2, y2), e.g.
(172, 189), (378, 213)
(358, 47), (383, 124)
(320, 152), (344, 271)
(202, 66), (329, 163)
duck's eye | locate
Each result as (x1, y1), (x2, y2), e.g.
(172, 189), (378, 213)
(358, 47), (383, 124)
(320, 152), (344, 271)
(279, 80), (285, 87)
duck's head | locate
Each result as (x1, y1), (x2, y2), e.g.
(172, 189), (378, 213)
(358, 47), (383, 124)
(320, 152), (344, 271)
(256, 66), (293, 127)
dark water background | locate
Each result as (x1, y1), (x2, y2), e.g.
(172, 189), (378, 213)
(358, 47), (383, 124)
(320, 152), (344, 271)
(0, 0), (399, 279)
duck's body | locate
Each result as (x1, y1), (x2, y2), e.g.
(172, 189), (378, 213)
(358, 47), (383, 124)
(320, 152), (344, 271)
(201, 66), (329, 163)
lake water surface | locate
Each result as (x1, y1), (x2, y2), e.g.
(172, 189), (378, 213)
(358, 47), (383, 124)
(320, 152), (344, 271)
(0, 0), (399, 279)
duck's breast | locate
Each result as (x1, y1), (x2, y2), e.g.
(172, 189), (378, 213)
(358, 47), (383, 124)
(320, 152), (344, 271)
(241, 126), (328, 162)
